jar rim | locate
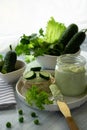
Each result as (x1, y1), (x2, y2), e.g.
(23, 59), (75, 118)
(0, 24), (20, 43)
(57, 54), (86, 66)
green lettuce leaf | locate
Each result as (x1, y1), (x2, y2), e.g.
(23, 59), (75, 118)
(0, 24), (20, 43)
(25, 85), (53, 110)
(44, 17), (66, 43)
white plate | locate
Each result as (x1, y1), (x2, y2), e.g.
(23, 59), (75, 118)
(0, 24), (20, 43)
(16, 77), (87, 111)
(16, 51), (87, 111)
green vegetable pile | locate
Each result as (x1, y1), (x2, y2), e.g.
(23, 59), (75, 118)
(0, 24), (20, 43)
(15, 17), (87, 59)
(15, 17), (66, 57)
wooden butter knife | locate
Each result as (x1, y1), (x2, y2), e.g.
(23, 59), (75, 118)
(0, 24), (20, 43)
(49, 84), (79, 130)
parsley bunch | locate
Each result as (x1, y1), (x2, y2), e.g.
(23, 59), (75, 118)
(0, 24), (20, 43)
(25, 85), (53, 110)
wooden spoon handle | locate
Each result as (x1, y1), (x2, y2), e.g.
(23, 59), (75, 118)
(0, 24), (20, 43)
(66, 117), (79, 130)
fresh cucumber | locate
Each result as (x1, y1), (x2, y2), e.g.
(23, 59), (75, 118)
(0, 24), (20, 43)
(63, 31), (86, 54)
(23, 71), (36, 79)
(30, 67), (41, 71)
(1, 45), (17, 73)
(0, 61), (4, 72)
(39, 71), (50, 80)
(57, 23), (78, 48)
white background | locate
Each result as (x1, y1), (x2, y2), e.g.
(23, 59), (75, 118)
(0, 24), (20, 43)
(0, 0), (87, 51)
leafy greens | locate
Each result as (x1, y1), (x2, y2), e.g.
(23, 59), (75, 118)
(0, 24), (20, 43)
(44, 17), (66, 43)
(25, 85), (53, 110)
(15, 17), (66, 59)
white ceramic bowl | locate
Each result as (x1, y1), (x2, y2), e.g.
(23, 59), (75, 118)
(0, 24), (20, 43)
(36, 51), (80, 70)
(36, 54), (58, 69)
(0, 60), (26, 83)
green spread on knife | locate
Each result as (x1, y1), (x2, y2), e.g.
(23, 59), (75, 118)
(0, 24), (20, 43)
(49, 84), (63, 100)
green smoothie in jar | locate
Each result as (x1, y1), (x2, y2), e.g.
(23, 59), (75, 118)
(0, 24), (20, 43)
(55, 54), (87, 96)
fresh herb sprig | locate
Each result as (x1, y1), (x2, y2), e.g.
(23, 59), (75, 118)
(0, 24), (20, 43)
(25, 85), (53, 110)
(15, 31), (45, 57)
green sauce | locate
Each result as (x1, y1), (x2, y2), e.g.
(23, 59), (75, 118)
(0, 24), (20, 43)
(55, 63), (87, 96)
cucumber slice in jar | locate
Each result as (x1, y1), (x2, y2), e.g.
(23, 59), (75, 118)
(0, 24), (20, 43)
(39, 71), (50, 80)
(23, 71), (36, 79)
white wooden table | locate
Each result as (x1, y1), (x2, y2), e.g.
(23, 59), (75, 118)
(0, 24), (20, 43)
(0, 86), (87, 130)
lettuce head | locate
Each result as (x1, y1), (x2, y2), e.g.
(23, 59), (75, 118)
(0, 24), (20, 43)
(44, 17), (66, 43)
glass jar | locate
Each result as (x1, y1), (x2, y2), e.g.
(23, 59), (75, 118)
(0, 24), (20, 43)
(55, 54), (87, 96)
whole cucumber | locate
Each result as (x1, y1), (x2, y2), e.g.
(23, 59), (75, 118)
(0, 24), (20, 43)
(63, 31), (86, 54)
(58, 23), (78, 48)
(1, 45), (17, 73)
(0, 61), (4, 72)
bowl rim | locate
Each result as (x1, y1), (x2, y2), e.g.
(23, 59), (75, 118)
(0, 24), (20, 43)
(37, 49), (80, 58)
(0, 60), (26, 76)
(38, 54), (58, 58)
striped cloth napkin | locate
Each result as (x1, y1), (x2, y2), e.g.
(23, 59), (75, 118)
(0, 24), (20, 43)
(0, 78), (16, 110)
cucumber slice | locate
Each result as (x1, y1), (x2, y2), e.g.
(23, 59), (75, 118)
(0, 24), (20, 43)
(23, 71), (36, 79)
(39, 71), (50, 80)
(30, 67), (41, 71)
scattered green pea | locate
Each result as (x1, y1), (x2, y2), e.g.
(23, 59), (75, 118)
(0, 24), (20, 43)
(19, 117), (24, 123)
(18, 109), (23, 115)
(5, 110), (40, 127)
(34, 119), (40, 125)
(31, 112), (37, 118)
(6, 122), (12, 128)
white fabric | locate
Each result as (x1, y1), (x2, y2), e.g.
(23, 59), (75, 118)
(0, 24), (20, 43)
(0, 78), (16, 110)
(0, 0), (87, 51)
